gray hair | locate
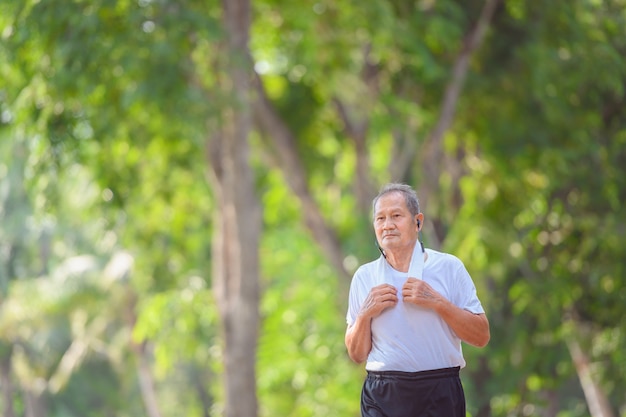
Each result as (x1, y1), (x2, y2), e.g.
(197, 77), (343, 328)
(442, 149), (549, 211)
(372, 183), (421, 218)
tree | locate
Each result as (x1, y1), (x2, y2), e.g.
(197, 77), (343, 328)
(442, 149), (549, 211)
(2, 0), (625, 416)
(206, 1), (262, 416)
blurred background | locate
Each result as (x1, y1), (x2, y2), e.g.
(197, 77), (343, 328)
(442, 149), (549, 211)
(1, 0), (625, 416)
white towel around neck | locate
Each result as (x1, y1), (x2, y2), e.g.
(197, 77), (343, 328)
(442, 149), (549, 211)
(378, 241), (425, 284)
(408, 241), (425, 279)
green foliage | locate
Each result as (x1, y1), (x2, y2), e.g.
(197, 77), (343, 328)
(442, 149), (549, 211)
(449, 2), (626, 413)
(1, 0), (625, 416)
(133, 284), (218, 377)
(258, 226), (361, 417)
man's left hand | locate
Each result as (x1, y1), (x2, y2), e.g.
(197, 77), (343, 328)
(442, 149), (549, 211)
(402, 278), (442, 309)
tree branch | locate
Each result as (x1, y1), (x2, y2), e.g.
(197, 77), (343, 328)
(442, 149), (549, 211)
(251, 72), (350, 282)
(332, 43), (380, 213)
(566, 326), (616, 417)
(419, 0), (501, 245)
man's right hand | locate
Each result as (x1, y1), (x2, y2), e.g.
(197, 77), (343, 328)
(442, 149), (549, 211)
(359, 284), (398, 319)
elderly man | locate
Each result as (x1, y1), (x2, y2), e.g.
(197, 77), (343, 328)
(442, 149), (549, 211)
(345, 183), (490, 417)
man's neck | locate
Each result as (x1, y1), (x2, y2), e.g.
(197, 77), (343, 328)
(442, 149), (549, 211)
(384, 243), (418, 273)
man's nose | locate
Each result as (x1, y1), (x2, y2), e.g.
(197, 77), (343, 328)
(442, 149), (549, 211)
(382, 217), (395, 228)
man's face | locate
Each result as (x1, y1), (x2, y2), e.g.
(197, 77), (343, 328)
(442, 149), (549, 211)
(373, 192), (420, 252)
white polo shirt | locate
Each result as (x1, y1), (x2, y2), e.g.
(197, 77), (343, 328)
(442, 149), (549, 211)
(346, 248), (485, 372)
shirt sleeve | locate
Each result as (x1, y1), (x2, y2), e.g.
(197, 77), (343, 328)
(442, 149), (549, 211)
(454, 262), (485, 314)
(346, 270), (364, 326)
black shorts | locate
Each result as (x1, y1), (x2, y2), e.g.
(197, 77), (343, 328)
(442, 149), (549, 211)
(361, 367), (465, 417)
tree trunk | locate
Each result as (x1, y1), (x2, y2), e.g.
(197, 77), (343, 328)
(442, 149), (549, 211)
(127, 289), (163, 417)
(0, 349), (16, 417)
(23, 389), (46, 417)
(191, 368), (213, 417)
(207, 1), (261, 417)
(472, 354), (493, 417)
(135, 342), (162, 417)
(567, 336), (615, 417)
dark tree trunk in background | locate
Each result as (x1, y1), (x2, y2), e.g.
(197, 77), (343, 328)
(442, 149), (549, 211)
(207, 1), (262, 416)
(0, 349), (16, 417)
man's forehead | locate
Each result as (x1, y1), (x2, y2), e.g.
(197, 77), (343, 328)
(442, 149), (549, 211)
(374, 193), (408, 212)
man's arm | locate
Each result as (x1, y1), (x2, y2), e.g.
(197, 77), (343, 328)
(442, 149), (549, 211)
(433, 300), (490, 347)
(345, 283), (398, 363)
(402, 278), (490, 347)
(345, 316), (373, 364)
